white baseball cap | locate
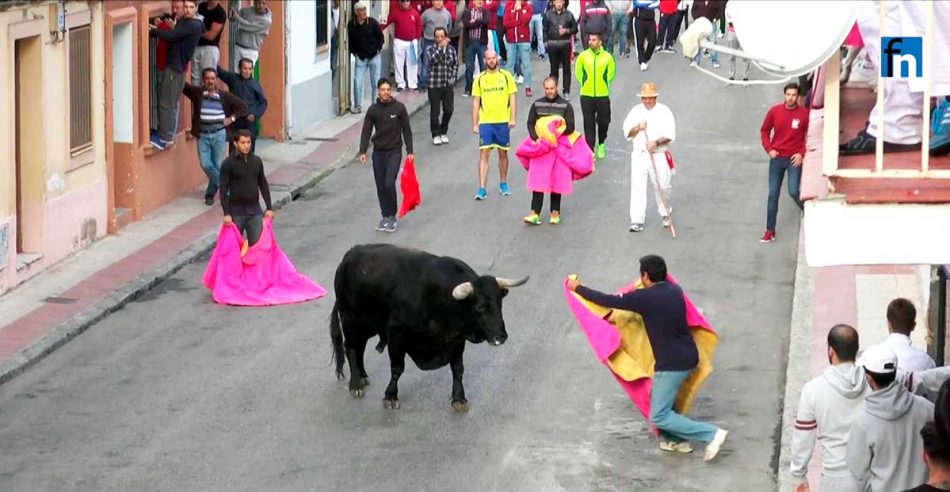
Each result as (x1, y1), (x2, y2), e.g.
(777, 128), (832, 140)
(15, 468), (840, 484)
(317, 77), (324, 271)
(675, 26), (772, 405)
(859, 344), (898, 374)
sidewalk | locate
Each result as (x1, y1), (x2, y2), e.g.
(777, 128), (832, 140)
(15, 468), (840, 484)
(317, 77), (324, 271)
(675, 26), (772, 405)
(0, 89), (431, 385)
(777, 228), (932, 491)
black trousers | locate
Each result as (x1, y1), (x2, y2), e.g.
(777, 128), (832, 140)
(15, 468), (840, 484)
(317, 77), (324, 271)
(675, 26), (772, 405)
(634, 18), (657, 63)
(547, 43), (572, 93)
(531, 191), (562, 213)
(427, 86), (454, 137)
(580, 96), (611, 149)
(495, 22), (508, 61)
(229, 119), (259, 155)
(233, 213), (264, 246)
(372, 149), (401, 218)
(657, 13), (676, 48)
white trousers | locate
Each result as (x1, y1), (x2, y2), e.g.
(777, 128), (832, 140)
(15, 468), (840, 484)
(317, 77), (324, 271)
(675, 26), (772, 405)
(233, 45), (260, 71)
(393, 39), (419, 90)
(630, 150), (672, 224)
(191, 45), (221, 84)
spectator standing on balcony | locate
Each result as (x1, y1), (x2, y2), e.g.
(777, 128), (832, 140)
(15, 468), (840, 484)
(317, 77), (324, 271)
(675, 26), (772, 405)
(846, 344), (934, 492)
(217, 59), (268, 154)
(387, 0), (423, 92)
(192, 0), (227, 84)
(153, 0), (184, 136)
(426, 27), (459, 145)
(229, 0), (272, 70)
(690, 0), (722, 68)
(883, 298), (937, 372)
(504, 0), (534, 96)
(149, 0), (204, 151)
(543, 0), (576, 99)
(578, 0), (610, 50)
(183, 68), (248, 206)
(419, 0), (453, 91)
(759, 82), (808, 244)
(349, 2), (385, 114)
(790, 324), (867, 492)
(605, 0), (630, 57)
(530, 0), (548, 60)
(460, 0), (489, 97)
(219, 129), (273, 247)
(632, 0), (658, 71)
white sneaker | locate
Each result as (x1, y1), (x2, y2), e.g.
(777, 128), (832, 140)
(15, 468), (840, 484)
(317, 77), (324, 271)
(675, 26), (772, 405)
(440, 135), (449, 144)
(433, 136), (442, 145)
(640, 62), (648, 71)
(629, 223), (644, 232)
(659, 441), (694, 454)
(517, 74), (525, 84)
(662, 215), (671, 228)
(704, 429), (728, 462)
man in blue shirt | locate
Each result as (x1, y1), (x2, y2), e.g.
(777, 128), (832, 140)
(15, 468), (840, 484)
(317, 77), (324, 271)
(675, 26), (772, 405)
(217, 59), (268, 154)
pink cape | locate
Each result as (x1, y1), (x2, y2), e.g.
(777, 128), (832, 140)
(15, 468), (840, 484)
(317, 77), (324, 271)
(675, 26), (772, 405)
(564, 275), (716, 434)
(202, 218), (327, 306)
(515, 118), (594, 195)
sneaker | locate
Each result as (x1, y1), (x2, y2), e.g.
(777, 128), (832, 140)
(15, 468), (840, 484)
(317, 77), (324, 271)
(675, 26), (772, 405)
(463, 91), (471, 97)
(204, 195), (214, 206)
(640, 62), (648, 71)
(517, 74), (525, 85)
(704, 429), (729, 462)
(440, 135), (449, 144)
(526, 87), (533, 97)
(563, 92), (570, 101)
(932, 99), (950, 155)
(396, 87), (405, 92)
(352, 106), (362, 114)
(690, 60), (698, 67)
(729, 75), (735, 81)
(499, 182), (512, 196)
(376, 218), (388, 231)
(840, 129), (921, 155)
(629, 223), (644, 232)
(760, 230), (776, 243)
(539, 54), (546, 61)
(475, 187), (488, 200)
(150, 135), (167, 151)
(624, 51), (631, 58)
(549, 211), (561, 225)
(433, 136), (442, 145)
(596, 143), (606, 160)
(384, 217), (398, 233)
(523, 212), (542, 225)
(659, 441), (694, 454)
(712, 62), (721, 68)
(662, 215), (671, 228)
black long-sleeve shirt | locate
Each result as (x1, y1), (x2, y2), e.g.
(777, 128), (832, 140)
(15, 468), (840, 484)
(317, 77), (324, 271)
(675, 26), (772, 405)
(575, 281), (699, 372)
(348, 17), (384, 60)
(150, 17), (204, 73)
(359, 98), (414, 154)
(526, 95), (575, 141)
(219, 152), (272, 216)
(216, 67), (268, 120)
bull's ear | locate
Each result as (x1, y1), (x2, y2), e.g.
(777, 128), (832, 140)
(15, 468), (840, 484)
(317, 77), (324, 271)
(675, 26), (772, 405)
(452, 282), (474, 300)
(501, 288), (509, 298)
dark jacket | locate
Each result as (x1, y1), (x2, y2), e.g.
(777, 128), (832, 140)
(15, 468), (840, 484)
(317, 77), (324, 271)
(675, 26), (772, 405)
(219, 152), (272, 216)
(150, 17), (204, 73)
(181, 84), (248, 138)
(691, 0), (724, 21)
(460, 6), (490, 45)
(578, 0), (611, 41)
(526, 95), (575, 141)
(216, 67), (268, 120)
(543, 7), (577, 47)
(359, 98), (414, 154)
(349, 17), (385, 60)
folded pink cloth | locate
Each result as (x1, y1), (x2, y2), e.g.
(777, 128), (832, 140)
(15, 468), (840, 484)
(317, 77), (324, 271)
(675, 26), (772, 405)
(515, 117), (594, 194)
(202, 218), (327, 306)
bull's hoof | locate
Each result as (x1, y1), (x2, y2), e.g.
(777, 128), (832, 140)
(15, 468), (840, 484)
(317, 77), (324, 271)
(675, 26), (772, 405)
(382, 398), (401, 410)
(451, 400), (469, 413)
(349, 388), (365, 398)
(375, 341), (387, 353)
(336, 371), (345, 381)
(361, 377), (370, 386)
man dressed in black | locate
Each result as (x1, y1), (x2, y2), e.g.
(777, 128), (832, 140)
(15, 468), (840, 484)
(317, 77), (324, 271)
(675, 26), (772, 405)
(359, 78), (414, 233)
(220, 129), (273, 245)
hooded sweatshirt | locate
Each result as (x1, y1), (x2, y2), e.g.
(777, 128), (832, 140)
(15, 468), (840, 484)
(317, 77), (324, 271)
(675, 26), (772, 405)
(232, 6), (273, 51)
(845, 381), (934, 492)
(579, 0), (611, 41)
(791, 363), (870, 485)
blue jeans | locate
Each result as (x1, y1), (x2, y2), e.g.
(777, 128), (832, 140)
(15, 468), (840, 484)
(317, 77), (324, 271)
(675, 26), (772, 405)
(419, 38), (435, 87)
(651, 370), (719, 444)
(198, 129), (227, 197)
(766, 157), (804, 231)
(529, 14), (545, 56)
(505, 41), (532, 87)
(609, 12), (629, 54)
(693, 29), (719, 64)
(464, 41), (487, 93)
(353, 54), (381, 109)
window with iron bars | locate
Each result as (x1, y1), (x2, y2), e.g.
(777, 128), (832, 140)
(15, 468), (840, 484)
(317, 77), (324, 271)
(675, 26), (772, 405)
(69, 25), (92, 154)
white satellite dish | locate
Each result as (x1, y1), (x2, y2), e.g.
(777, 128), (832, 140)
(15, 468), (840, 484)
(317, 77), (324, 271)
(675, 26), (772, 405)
(727, 0), (859, 78)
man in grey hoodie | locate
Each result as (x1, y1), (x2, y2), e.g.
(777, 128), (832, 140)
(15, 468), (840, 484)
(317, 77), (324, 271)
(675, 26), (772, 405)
(791, 324), (867, 492)
(847, 344), (935, 492)
(229, 0), (272, 70)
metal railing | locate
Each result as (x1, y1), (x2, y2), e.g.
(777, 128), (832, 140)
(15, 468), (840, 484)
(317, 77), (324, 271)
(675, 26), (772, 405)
(821, 0), (943, 181)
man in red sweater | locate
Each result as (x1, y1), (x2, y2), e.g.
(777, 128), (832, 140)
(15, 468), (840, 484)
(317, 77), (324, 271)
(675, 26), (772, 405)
(386, 0), (423, 91)
(759, 82), (809, 243)
(504, 0), (534, 96)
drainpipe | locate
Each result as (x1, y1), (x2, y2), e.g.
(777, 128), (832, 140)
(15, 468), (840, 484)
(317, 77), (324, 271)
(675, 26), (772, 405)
(284, 0), (293, 139)
(937, 266), (948, 366)
(337, 0), (352, 116)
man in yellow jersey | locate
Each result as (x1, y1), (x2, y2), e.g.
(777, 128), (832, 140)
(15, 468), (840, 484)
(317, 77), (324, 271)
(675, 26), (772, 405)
(472, 49), (519, 200)
(575, 32), (616, 160)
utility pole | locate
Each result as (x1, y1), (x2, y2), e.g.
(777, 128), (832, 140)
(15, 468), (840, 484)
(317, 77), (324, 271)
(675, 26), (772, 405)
(336, 0), (352, 116)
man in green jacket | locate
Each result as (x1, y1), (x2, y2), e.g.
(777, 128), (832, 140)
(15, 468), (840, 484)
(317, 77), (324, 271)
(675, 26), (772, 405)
(575, 32), (616, 159)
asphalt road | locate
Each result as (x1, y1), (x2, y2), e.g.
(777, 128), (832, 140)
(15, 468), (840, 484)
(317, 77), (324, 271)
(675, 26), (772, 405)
(0, 52), (802, 491)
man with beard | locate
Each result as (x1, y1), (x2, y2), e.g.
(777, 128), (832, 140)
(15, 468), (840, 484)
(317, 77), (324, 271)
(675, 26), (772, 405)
(472, 49), (519, 200)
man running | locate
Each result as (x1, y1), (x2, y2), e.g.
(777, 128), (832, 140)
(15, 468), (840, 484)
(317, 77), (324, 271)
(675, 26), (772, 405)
(575, 32), (615, 159)
(220, 129), (273, 246)
(622, 82), (676, 232)
(472, 49), (519, 200)
(359, 78), (414, 233)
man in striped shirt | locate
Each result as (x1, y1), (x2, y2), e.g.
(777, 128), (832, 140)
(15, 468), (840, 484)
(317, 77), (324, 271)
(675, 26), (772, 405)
(183, 68), (248, 205)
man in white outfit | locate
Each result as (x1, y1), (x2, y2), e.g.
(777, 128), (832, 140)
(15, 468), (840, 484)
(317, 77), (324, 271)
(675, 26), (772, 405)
(622, 82), (676, 232)
(882, 298), (936, 372)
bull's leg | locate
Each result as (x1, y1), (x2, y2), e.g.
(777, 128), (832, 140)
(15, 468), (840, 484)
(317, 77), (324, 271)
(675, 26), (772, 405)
(383, 345), (405, 410)
(355, 338), (370, 387)
(346, 336), (369, 398)
(449, 352), (468, 413)
(374, 327), (388, 353)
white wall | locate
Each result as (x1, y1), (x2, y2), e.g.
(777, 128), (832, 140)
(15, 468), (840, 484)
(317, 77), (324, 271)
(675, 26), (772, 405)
(288, 0), (330, 86)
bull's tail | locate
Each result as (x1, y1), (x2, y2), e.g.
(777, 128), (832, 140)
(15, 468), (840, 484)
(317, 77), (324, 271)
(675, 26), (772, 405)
(330, 301), (346, 379)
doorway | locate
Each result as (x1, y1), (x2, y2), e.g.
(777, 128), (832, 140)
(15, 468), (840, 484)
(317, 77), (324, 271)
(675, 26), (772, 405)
(14, 35), (44, 268)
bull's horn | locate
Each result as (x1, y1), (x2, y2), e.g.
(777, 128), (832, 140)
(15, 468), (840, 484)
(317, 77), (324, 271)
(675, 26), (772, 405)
(452, 282), (474, 300)
(496, 276), (530, 288)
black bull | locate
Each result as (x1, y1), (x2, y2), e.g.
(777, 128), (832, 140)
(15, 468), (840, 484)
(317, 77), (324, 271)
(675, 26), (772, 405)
(330, 244), (528, 412)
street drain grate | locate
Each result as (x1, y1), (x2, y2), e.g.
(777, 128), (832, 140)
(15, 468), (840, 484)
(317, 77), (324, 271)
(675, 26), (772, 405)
(43, 296), (78, 304)
(303, 137), (339, 142)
